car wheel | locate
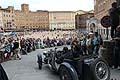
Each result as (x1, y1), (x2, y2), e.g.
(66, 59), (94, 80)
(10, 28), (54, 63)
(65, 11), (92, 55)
(59, 66), (77, 80)
(37, 54), (42, 70)
(90, 58), (110, 80)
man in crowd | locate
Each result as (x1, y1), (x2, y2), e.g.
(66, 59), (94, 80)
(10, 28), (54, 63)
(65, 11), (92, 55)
(12, 39), (21, 60)
(93, 32), (103, 55)
(113, 27), (120, 69)
(109, 2), (120, 38)
(20, 38), (27, 55)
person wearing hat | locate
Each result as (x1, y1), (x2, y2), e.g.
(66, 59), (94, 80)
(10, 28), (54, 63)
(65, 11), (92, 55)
(86, 33), (94, 55)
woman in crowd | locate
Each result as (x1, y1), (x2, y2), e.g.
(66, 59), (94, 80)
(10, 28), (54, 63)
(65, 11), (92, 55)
(86, 33), (94, 55)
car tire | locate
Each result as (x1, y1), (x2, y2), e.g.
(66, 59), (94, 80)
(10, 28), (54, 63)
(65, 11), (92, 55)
(90, 58), (110, 80)
(59, 66), (78, 80)
(37, 54), (42, 70)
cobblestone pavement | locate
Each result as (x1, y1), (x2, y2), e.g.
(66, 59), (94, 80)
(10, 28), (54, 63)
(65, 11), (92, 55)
(1, 47), (120, 80)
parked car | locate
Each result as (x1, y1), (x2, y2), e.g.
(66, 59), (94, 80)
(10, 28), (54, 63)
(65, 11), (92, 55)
(37, 47), (110, 80)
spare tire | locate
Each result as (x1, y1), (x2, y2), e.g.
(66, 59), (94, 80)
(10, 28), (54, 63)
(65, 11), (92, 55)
(90, 58), (110, 80)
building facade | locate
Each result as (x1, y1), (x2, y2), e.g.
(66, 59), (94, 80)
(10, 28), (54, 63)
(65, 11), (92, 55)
(75, 10), (94, 32)
(0, 9), (3, 29)
(94, 0), (116, 36)
(75, 10), (86, 15)
(49, 11), (76, 30)
(94, 0), (116, 20)
(86, 17), (99, 32)
(15, 4), (49, 31)
(0, 6), (15, 30)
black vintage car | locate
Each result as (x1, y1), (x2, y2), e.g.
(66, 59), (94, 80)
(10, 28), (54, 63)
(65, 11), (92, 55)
(0, 64), (9, 80)
(37, 47), (110, 80)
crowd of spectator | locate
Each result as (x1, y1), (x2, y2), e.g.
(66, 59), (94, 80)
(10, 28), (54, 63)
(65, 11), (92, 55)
(20, 37), (72, 54)
(0, 31), (76, 61)
(71, 31), (103, 56)
(0, 37), (21, 61)
(0, 30), (104, 62)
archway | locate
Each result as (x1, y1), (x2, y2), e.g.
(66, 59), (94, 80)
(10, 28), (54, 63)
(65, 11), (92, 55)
(90, 23), (96, 32)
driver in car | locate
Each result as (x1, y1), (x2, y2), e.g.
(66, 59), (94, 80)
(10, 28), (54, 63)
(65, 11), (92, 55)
(57, 37), (83, 63)
(56, 38), (83, 79)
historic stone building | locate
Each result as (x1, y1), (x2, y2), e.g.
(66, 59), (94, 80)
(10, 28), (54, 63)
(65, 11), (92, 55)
(94, 0), (116, 35)
(75, 10), (94, 32)
(0, 9), (3, 29)
(94, 0), (116, 20)
(15, 4), (49, 31)
(49, 11), (76, 30)
(0, 6), (15, 30)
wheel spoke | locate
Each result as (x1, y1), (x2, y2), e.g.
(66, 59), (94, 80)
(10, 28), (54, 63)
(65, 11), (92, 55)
(95, 61), (109, 80)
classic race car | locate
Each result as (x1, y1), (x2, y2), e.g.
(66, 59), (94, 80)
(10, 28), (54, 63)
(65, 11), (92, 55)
(37, 47), (110, 80)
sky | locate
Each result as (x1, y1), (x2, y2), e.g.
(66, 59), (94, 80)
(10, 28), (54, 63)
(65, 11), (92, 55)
(0, 0), (94, 11)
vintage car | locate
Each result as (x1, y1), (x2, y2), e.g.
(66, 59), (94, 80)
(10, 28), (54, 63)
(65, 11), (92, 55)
(37, 47), (110, 80)
(0, 64), (9, 80)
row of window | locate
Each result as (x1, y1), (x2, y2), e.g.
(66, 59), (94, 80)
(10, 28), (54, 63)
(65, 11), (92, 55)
(52, 22), (74, 24)
(19, 26), (49, 28)
(3, 19), (14, 22)
(3, 14), (14, 18)
(50, 25), (75, 28)
(16, 14), (48, 18)
(15, 18), (48, 21)
(17, 24), (48, 26)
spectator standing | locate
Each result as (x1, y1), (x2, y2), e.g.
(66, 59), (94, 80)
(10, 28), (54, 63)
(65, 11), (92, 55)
(4, 39), (13, 60)
(86, 33), (94, 55)
(12, 39), (21, 60)
(92, 32), (102, 55)
(113, 27), (120, 69)
(109, 2), (120, 38)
